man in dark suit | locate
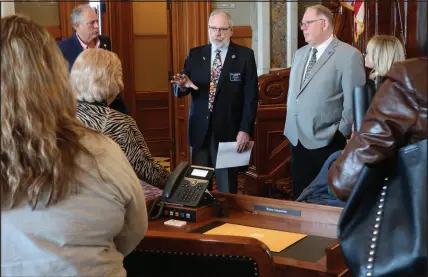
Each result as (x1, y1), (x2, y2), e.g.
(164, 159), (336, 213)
(171, 10), (258, 193)
(57, 4), (127, 114)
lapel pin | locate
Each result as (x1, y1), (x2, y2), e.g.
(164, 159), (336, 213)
(203, 57), (206, 60)
(232, 55), (236, 59)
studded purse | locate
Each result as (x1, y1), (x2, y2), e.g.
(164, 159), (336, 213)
(337, 139), (427, 277)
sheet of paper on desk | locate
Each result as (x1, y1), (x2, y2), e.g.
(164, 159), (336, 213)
(215, 141), (254, 169)
(204, 223), (307, 252)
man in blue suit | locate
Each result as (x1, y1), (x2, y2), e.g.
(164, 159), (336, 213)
(171, 10), (258, 193)
(57, 4), (128, 114)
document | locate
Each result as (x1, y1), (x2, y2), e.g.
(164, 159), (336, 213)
(204, 223), (307, 252)
(215, 141), (254, 169)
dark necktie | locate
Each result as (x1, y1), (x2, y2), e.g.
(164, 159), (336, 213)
(303, 48), (318, 83)
(208, 49), (222, 112)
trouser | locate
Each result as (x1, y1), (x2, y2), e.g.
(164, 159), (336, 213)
(190, 120), (238, 193)
(290, 131), (346, 198)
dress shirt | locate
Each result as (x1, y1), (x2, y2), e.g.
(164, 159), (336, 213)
(303, 34), (334, 78)
(211, 40), (230, 70)
(77, 33), (101, 50)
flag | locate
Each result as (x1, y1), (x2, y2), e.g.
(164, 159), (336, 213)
(340, 1), (365, 43)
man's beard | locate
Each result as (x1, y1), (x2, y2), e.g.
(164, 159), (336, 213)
(210, 38), (229, 48)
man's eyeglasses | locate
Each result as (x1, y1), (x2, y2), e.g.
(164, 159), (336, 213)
(208, 26), (231, 33)
(299, 19), (325, 28)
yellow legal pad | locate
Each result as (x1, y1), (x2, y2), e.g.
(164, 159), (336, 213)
(204, 223), (307, 253)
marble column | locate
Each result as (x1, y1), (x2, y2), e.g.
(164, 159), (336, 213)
(257, 1), (270, 76)
(271, 1), (287, 69)
(287, 2), (298, 67)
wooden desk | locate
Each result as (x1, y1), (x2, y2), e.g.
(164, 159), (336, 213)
(145, 193), (350, 277)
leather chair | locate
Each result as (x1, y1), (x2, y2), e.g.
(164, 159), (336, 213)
(124, 230), (275, 277)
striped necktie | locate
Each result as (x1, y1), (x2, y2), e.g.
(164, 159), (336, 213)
(303, 48), (318, 83)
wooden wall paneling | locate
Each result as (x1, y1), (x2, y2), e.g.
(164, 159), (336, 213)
(231, 26), (252, 48)
(132, 2), (171, 157)
(59, 1), (87, 40)
(108, 1), (136, 118)
(171, 1), (212, 167)
(45, 26), (62, 41)
(135, 91), (170, 156)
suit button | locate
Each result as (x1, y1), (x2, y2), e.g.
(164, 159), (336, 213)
(296, 99), (299, 103)
(206, 116), (209, 119)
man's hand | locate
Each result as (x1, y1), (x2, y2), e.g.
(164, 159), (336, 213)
(170, 73), (198, 90)
(236, 131), (250, 153)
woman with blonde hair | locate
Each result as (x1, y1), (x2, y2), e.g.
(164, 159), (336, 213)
(364, 35), (406, 90)
(1, 15), (147, 276)
(71, 48), (170, 189)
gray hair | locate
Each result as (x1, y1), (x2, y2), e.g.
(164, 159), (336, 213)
(70, 4), (97, 30)
(208, 9), (233, 28)
(306, 5), (334, 30)
(70, 49), (124, 104)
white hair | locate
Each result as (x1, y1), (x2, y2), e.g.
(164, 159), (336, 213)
(208, 9), (233, 27)
(70, 49), (124, 104)
(70, 4), (97, 30)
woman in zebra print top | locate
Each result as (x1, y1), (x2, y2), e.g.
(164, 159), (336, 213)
(71, 48), (170, 188)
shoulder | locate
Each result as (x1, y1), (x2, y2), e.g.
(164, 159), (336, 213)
(76, 102), (107, 131)
(232, 43), (254, 54)
(295, 44), (310, 56)
(79, 132), (140, 196)
(336, 39), (361, 55)
(98, 35), (111, 45)
(189, 44), (209, 56)
(386, 57), (427, 101)
(57, 35), (75, 49)
(106, 107), (139, 131)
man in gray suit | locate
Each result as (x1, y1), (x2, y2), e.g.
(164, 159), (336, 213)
(284, 5), (365, 198)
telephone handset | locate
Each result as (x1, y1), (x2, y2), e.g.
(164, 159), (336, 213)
(149, 161), (215, 219)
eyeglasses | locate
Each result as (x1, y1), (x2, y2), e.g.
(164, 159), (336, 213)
(208, 26), (231, 33)
(299, 19), (325, 28)
(84, 20), (99, 26)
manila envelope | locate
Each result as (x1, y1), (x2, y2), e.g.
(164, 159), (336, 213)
(204, 223), (307, 252)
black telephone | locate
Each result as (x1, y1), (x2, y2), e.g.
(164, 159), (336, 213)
(149, 162), (215, 219)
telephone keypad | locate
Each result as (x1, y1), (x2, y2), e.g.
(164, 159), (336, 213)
(177, 179), (204, 204)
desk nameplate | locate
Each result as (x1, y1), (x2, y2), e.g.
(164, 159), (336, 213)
(254, 205), (301, 217)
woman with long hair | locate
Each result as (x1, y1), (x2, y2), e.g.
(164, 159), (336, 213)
(1, 15), (147, 276)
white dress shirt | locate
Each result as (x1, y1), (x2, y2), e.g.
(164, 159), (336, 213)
(211, 40), (230, 70)
(303, 34), (334, 78)
(76, 33), (101, 50)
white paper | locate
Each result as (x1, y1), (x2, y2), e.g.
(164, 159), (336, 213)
(215, 141), (254, 169)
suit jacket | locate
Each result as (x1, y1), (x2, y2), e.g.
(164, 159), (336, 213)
(57, 33), (128, 115)
(174, 41), (258, 149)
(57, 33), (111, 71)
(284, 36), (366, 149)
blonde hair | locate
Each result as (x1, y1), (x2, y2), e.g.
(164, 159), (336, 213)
(366, 35), (406, 80)
(70, 49), (124, 104)
(1, 15), (97, 210)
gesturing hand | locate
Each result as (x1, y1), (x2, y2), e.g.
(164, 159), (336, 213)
(170, 73), (199, 90)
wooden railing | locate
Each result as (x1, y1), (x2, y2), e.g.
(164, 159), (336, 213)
(244, 68), (293, 199)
